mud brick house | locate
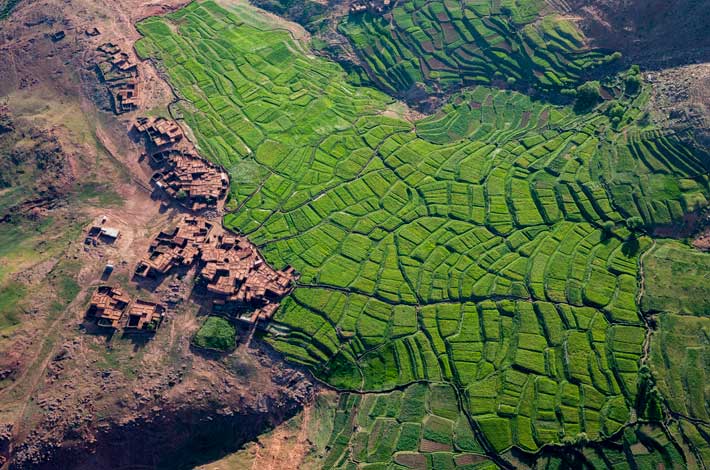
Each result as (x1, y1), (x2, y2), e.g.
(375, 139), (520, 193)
(113, 79), (139, 114)
(199, 234), (297, 320)
(135, 215), (296, 325)
(97, 42), (120, 55)
(134, 117), (229, 210)
(249, 301), (281, 323)
(135, 217), (213, 277)
(134, 117), (183, 149)
(149, 151), (229, 211)
(110, 52), (137, 72)
(95, 43), (140, 114)
(125, 300), (165, 332)
(87, 219), (121, 244)
(86, 285), (130, 329)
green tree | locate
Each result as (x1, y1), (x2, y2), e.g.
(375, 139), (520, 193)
(575, 81), (601, 112)
(608, 102), (626, 128)
(626, 216), (644, 231)
(601, 220), (615, 237)
(625, 74), (641, 95)
(636, 365), (664, 422)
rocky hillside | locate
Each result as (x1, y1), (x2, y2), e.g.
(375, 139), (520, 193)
(564, 0), (710, 67)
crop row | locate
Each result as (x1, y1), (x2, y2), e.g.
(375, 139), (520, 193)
(602, 131), (710, 227)
(322, 383), (493, 469)
(268, 286), (644, 450)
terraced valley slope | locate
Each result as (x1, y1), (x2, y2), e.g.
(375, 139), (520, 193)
(134, 1), (710, 468)
(0, 0), (709, 468)
(336, 0), (619, 104)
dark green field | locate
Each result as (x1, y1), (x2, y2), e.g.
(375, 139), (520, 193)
(339, 0), (619, 98)
(193, 316), (237, 351)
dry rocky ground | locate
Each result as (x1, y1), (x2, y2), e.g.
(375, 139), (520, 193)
(0, 0), (317, 468)
(564, 0), (710, 67)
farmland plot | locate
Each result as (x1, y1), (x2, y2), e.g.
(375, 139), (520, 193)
(136, 0), (710, 461)
(643, 241), (710, 427)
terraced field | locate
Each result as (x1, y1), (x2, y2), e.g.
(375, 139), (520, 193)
(322, 384), (494, 468)
(135, 0), (710, 466)
(339, 0), (619, 97)
(536, 422), (708, 469)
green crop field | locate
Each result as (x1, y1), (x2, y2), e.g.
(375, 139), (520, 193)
(320, 384), (495, 469)
(536, 422), (698, 468)
(136, 0), (710, 465)
(339, 0), (619, 97)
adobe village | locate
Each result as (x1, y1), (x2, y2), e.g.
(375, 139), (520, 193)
(83, 111), (298, 340)
(83, 44), (298, 340)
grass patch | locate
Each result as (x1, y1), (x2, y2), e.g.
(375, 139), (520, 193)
(74, 181), (123, 207)
(0, 280), (27, 330)
(642, 240), (710, 315)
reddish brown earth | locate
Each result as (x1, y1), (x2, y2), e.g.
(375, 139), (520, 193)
(564, 0), (710, 67)
(0, 0), (318, 469)
(692, 230), (710, 251)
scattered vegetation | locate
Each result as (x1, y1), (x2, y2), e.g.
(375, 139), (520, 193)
(251, 0), (327, 32)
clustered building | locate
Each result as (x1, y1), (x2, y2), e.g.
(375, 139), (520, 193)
(88, 117), (291, 338)
(134, 217), (213, 277)
(199, 234), (297, 323)
(86, 286), (130, 329)
(135, 216), (298, 325)
(133, 117), (229, 211)
(95, 43), (139, 114)
(86, 285), (165, 332)
(134, 117), (183, 148)
(150, 151), (229, 211)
